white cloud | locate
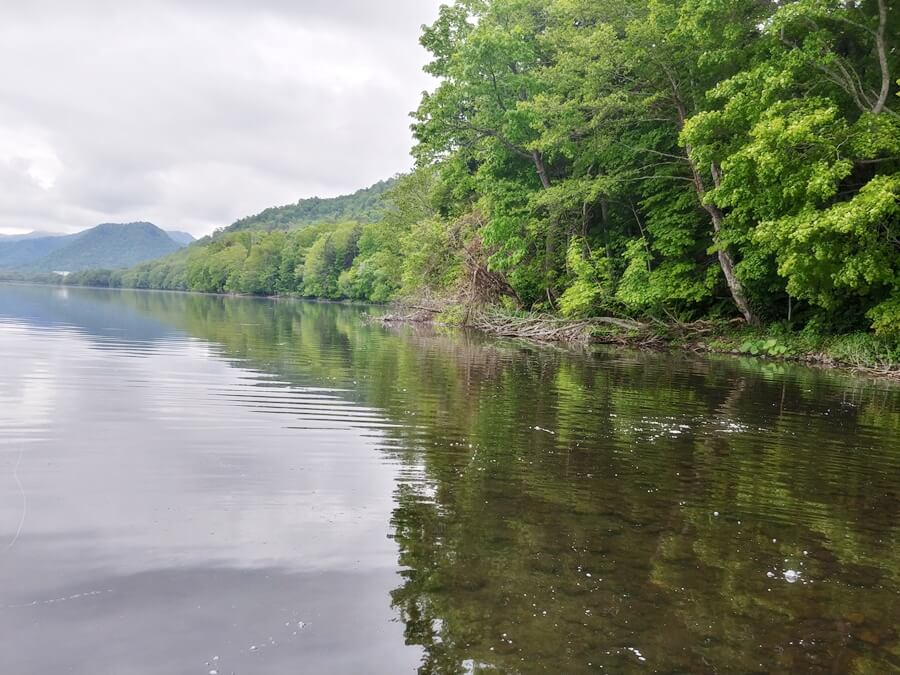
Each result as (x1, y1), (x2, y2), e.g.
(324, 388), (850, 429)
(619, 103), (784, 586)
(0, 0), (442, 236)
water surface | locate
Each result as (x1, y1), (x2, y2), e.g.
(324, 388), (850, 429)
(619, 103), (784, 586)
(0, 285), (898, 673)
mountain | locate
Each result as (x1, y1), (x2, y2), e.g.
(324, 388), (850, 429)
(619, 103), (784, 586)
(165, 230), (195, 245)
(223, 178), (395, 235)
(0, 223), (187, 273)
(0, 233), (77, 269)
(35, 223), (184, 272)
(0, 231), (65, 242)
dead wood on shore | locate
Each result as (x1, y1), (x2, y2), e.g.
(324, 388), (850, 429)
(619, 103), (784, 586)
(376, 304), (660, 346)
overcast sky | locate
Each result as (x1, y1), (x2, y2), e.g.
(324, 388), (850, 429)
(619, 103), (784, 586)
(0, 0), (443, 236)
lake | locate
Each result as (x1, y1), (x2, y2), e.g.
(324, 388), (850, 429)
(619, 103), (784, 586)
(0, 284), (898, 673)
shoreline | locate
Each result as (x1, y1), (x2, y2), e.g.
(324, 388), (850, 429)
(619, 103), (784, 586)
(4, 281), (896, 381)
(378, 305), (900, 382)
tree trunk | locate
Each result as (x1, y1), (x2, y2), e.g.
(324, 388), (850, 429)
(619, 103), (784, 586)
(873, 0), (891, 114)
(531, 150), (551, 189)
(687, 155), (756, 323)
(532, 150), (557, 288)
(672, 94), (757, 324)
(704, 199), (756, 325)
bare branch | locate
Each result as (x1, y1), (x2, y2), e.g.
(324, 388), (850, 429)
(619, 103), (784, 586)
(611, 139), (689, 162)
(456, 118), (532, 159)
(487, 64), (508, 112)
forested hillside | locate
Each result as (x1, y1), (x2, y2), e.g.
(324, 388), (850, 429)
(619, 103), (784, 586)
(67, 0), (898, 341)
(0, 233), (74, 269)
(223, 179), (395, 234)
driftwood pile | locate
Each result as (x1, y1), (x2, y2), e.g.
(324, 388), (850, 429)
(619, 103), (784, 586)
(378, 305), (660, 347)
(469, 311), (653, 345)
(459, 235), (520, 308)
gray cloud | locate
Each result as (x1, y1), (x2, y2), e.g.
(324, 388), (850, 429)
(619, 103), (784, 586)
(0, 0), (442, 236)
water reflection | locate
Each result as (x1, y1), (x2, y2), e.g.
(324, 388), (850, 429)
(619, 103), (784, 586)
(1, 285), (898, 673)
(0, 286), (416, 674)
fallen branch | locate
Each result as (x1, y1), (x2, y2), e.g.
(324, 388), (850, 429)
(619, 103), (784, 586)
(467, 309), (658, 346)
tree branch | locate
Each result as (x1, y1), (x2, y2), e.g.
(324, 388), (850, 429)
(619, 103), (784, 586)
(611, 139), (689, 162)
(456, 118), (532, 159)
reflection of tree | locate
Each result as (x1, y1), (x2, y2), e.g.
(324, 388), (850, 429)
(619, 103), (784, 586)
(59, 288), (900, 672)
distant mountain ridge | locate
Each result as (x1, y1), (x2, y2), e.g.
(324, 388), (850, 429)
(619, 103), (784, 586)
(0, 234), (75, 269)
(222, 178), (395, 236)
(165, 230), (195, 245)
(0, 231), (66, 242)
(0, 223), (188, 272)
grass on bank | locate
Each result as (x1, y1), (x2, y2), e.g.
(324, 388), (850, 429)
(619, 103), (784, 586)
(700, 325), (900, 374)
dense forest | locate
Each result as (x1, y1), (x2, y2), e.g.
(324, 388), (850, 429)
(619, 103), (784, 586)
(65, 0), (898, 340)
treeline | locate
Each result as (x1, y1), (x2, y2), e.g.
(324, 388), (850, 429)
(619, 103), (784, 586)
(62, 169), (445, 300)
(69, 0), (898, 336)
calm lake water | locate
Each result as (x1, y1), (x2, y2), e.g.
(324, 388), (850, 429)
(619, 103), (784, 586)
(0, 284), (898, 674)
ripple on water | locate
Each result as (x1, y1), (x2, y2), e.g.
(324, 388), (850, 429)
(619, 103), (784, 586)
(1, 286), (898, 674)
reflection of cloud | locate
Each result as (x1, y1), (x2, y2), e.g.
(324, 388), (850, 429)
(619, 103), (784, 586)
(0, 565), (421, 674)
(0, 315), (399, 579)
(0, 287), (421, 671)
(0, 327), (58, 431)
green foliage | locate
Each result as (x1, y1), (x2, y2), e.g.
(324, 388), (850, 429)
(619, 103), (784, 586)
(301, 223), (362, 297)
(64, 268), (122, 288)
(558, 237), (613, 318)
(341, 169), (443, 302)
(739, 338), (789, 357)
(238, 231), (285, 295)
(868, 291), (900, 338)
(824, 331), (900, 367)
(399, 217), (464, 297)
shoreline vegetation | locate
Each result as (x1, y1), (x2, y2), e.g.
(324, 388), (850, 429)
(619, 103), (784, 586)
(5, 0), (898, 377)
(3, 278), (897, 378)
(377, 303), (900, 380)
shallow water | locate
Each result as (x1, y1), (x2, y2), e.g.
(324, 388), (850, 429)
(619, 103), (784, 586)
(0, 285), (898, 674)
